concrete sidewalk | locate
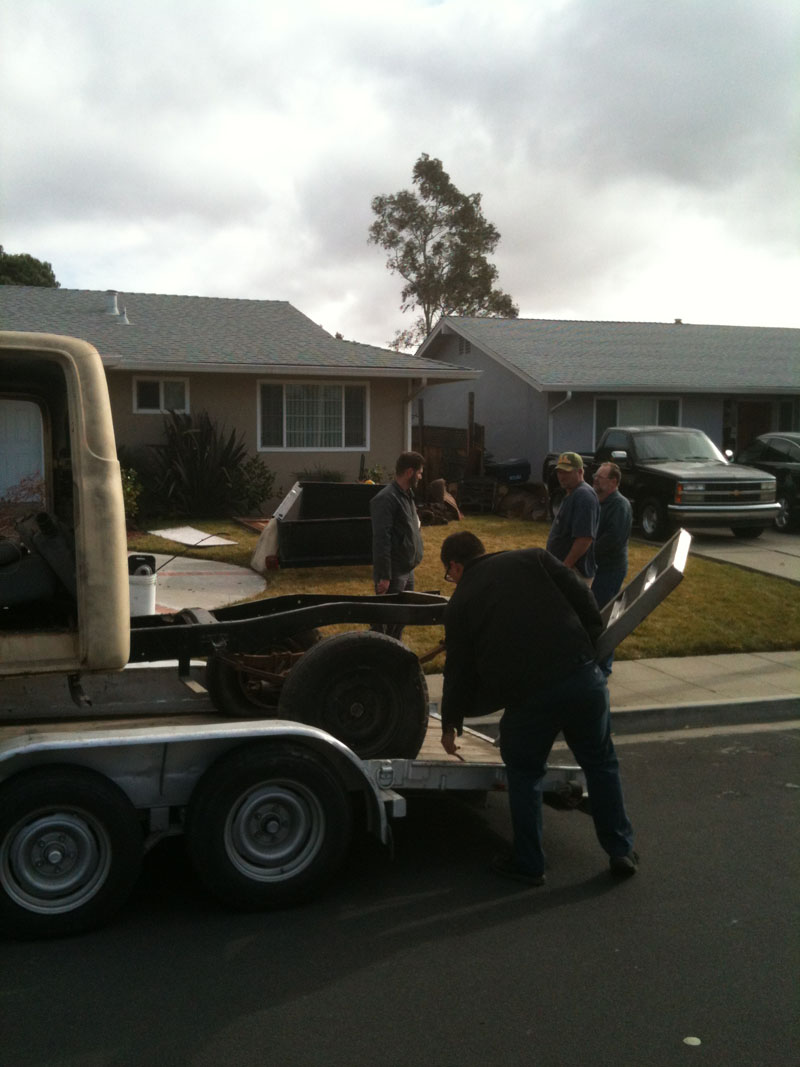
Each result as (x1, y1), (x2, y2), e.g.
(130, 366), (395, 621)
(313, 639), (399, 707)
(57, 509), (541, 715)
(147, 552), (266, 612)
(425, 651), (800, 734)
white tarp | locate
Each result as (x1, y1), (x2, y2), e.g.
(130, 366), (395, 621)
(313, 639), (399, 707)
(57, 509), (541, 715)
(148, 525), (237, 547)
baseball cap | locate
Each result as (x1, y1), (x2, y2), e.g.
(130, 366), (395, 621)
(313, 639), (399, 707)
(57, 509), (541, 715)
(555, 451), (584, 471)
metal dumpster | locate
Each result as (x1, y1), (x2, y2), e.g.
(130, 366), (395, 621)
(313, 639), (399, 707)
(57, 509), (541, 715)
(271, 481), (383, 567)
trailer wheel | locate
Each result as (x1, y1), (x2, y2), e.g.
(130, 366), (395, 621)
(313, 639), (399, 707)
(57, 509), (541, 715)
(186, 742), (352, 909)
(277, 631), (429, 759)
(640, 498), (669, 541)
(0, 766), (143, 940)
(206, 629), (322, 716)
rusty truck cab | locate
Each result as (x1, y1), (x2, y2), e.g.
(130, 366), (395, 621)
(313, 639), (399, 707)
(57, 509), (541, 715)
(0, 331), (129, 675)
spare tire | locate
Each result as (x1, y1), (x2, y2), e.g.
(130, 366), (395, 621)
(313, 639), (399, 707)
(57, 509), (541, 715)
(277, 631), (429, 759)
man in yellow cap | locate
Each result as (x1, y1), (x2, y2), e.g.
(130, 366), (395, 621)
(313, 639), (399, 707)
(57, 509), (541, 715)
(546, 451), (599, 582)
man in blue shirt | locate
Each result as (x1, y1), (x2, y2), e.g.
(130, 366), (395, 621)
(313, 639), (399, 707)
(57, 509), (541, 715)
(592, 462), (633, 676)
(592, 462), (633, 609)
(546, 452), (599, 581)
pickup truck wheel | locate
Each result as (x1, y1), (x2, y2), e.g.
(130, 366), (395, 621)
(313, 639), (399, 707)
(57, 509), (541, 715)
(206, 629), (321, 716)
(277, 631), (429, 759)
(640, 498), (669, 541)
(732, 526), (763, 539)
(0, 766), (142, 940)
(774, 494), (793, 532)
(186, 743), (352, 909)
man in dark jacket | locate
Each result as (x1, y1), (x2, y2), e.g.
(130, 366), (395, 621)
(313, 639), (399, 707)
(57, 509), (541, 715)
(369, 451), (425, 639)
(440, 530), (637, 885)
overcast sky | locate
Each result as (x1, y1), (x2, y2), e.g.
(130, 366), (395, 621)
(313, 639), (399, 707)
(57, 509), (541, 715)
(2, 0), (798, 348)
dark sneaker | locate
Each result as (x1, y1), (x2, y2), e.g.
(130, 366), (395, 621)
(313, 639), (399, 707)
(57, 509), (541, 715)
(491, 855), (546, 887)
(609, 851), (639, 878)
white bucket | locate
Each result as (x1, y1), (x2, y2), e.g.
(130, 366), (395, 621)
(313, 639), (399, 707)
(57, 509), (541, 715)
(129, 572), (157, 617)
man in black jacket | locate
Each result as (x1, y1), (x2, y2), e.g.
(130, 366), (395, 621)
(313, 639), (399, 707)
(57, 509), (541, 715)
(440, 531), (637, 885)
(369, 451), (425, 639)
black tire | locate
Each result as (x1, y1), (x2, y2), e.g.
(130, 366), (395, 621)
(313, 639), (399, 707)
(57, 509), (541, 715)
(186, 742), (352, 909)
(731, 526), (764, 539)
(277, 631), (429, 759)
(548, 487), (565, 519)
(774, 493), (793, 532)
(639, 498), (669, 541)
(206, 629), (321, 717)
(0, 766), (143, 940)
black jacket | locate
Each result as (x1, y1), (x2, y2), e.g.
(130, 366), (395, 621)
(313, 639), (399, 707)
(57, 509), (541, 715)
(370, 480), (424, 583)
(441, 548), (603, 733)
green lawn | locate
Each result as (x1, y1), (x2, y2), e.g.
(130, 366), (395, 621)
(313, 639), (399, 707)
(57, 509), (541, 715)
(128, 515), (800, 671)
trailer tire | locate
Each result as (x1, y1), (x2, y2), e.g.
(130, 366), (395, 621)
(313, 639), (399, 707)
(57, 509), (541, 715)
(0, 766), (143, 940)
(277, 631), (429, 759)
(186, 742), (352, 909)
(206, 629), (322, 716)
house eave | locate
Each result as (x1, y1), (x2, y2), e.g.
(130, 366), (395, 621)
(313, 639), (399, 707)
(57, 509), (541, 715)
(102, 358), (480, 383)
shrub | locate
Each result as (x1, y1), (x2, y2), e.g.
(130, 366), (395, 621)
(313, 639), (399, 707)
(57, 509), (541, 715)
(231, 456), (275, 515)
(149, 411), (267, 517)
(293, 466), (345, 482)
(119, 467), (143, 526)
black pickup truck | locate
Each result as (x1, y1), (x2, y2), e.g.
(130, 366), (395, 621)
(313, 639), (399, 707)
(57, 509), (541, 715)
(543, 426), (779, 540)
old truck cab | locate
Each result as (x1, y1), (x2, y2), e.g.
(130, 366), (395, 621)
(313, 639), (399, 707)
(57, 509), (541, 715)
(0, 331), (130, 676)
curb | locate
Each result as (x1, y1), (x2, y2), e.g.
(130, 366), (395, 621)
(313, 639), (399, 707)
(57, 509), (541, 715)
(610, 695), (800, 734)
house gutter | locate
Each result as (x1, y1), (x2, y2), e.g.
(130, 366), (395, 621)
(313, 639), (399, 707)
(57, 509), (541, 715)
(547, 390), (573, 451)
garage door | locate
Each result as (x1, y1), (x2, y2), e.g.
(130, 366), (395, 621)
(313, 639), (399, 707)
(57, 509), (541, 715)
(0, 399), (45, 498)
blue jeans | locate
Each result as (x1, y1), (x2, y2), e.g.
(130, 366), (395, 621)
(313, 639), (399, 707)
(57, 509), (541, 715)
(498, 663), (634, 876)
(592, 563), (628, 675)
(370, 570), (414, 640)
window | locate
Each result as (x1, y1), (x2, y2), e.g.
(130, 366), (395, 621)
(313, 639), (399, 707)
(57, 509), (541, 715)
(134, 378), (188, 413)
(595, 396), (681, 444)
(259, 382), (368, 450)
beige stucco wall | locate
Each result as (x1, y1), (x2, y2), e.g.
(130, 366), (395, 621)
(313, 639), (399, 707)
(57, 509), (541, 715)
(105, 369), (414, 493)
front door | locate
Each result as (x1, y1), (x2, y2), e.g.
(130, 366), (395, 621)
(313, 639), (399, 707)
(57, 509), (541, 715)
(736, 400), (772, 450)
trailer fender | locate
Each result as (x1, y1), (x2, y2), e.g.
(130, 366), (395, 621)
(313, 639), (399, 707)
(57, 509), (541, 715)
(0, 721), (390, 846)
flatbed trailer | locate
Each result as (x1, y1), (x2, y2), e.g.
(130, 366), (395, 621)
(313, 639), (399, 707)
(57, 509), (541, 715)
(0, 331), (691, 940)
(0, 528), (690, 940)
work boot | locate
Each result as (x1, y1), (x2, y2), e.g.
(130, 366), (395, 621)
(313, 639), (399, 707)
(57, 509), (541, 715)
(490, 854), (546, 887)
(609, 850), (639, 878)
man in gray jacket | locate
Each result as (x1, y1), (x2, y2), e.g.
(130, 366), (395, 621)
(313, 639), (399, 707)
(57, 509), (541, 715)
(369, 451), (425, 639)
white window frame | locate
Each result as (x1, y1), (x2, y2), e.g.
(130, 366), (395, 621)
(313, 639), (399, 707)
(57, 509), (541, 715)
(257, 380), (370, 452)
(133, 377), (189, 414)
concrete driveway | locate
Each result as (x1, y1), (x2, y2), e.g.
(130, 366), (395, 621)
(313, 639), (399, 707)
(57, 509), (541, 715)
(682, 526), (800, 584)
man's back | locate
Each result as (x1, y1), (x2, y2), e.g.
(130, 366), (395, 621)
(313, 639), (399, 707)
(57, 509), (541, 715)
(442, 548), (602, 717)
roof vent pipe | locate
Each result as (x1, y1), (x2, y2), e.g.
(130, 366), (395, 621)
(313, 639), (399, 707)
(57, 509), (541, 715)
(674, 318), (683, 325)
(105, 290), (119, 315)
(117, 306), (130, 325)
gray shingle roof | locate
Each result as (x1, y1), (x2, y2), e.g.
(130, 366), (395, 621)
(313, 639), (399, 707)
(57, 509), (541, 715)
(0, 287), (474, 380)
(420, 316), (799, 392)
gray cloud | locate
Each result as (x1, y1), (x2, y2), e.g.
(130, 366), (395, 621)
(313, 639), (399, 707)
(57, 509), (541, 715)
(1, 0), (797, 345)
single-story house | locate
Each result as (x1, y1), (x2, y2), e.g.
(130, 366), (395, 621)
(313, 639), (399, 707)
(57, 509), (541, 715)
(417, 316), (800, 478)
(0, 286), (477, 497)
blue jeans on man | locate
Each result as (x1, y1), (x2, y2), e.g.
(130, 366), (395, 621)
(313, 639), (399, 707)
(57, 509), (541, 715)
(498, 662), (634, 877)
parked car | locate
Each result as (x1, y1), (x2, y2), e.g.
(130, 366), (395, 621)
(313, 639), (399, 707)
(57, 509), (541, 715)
(735, 432), (800, 532)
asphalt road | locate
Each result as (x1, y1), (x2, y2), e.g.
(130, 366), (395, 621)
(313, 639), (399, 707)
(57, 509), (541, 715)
(4, 724), (798, 1067)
